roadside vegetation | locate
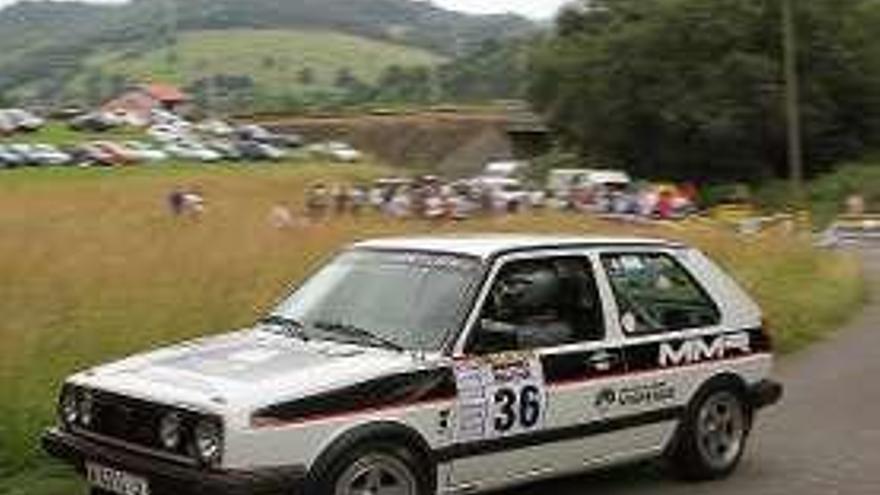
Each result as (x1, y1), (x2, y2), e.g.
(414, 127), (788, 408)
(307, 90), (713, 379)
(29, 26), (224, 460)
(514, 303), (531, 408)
(752, 160), (880, 227)
(0, 163), (864, 495)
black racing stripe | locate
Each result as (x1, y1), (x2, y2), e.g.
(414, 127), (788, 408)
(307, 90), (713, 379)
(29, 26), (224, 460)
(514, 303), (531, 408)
(254, 368), (456, 424)
(434, 406), (683, 462)
(542, 349), (626, 384)
(623, 327), (768, 373)
(254, 328), (768, 424)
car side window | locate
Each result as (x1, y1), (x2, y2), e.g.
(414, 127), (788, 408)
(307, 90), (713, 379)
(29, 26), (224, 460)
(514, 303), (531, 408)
(601, 252), (720, 335)
(467, 256), (605, 354)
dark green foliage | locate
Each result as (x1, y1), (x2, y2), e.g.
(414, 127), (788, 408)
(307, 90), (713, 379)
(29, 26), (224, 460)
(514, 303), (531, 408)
(374, 65), (433, 103)
(529, 0), (880, 183)
(298, 67), (316, 86)
(437, 39), (530, 101)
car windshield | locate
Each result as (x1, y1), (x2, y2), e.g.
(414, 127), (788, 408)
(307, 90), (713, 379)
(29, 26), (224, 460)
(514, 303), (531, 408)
(267, 249), (483, 351)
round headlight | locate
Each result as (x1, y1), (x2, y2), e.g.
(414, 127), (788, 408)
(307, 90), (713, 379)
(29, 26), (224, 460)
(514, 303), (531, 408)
(60, 387), (79, 426)
(158, 412), (182, 450)
(193, 418), (222, 464)
(79, 391), (94, 428)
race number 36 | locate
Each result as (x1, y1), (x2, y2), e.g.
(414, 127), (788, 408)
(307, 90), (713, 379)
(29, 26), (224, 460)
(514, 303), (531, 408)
(493, 384), (542, 432)
(454, 354), (547, 440)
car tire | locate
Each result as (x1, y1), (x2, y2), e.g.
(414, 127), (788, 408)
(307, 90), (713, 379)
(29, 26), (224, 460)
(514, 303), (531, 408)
(308, 441), (430, 495)
(668, 386), (750, 481)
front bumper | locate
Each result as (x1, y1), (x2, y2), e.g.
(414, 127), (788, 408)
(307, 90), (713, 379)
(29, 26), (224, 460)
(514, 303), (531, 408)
(748, 379), (783, 409)
(42, 428), (306, 495)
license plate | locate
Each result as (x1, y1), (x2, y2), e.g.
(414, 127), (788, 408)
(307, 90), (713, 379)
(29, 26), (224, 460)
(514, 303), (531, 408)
(86, 462), (150, 495)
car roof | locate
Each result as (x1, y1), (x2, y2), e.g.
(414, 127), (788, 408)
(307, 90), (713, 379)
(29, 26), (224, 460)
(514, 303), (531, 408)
(354, 234), (685, 259)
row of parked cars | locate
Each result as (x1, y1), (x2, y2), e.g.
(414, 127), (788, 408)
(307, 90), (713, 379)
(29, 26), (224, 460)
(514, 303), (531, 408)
(0, 138), (296, 168)
(1, 106), (365, 168)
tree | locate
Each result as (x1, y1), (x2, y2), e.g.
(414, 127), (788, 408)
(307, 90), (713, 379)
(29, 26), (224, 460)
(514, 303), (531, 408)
(84, 69), (106, 105)
(334, 67), (357, 89)
(438, 39), (528, 101)
(529, 0), (880, 183)
(375, 65), (433, 103)
(298, 66), (315, 86)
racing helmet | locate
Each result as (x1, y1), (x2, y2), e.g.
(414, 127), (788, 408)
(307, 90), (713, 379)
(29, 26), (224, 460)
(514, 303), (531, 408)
(495, 265), (560, 316)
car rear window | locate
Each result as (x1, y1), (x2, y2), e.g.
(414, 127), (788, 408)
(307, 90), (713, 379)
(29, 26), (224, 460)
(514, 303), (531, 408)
(601, 252), (721, 335)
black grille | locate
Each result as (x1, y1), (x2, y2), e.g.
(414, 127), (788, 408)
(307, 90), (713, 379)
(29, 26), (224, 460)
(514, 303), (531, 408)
(94, 393), (163, 449)
(67, 388), (223, 466)
(88, 391), (166, 450)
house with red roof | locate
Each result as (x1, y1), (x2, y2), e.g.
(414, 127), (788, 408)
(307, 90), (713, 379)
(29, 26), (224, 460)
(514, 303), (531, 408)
(102, 83), (190, 124)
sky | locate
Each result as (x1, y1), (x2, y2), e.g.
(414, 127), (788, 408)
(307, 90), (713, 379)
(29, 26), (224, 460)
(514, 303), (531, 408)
(0, 0), (572, 20)
(430, 0), (571, 19)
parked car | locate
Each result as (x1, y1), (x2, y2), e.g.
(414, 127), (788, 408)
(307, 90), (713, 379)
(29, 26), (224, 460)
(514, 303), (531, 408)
(148, 124), (189, 143)
(0, 113), (15, 135)
(66, 144), (118, 167)
(0, 144), (26, 167)
(69, 113), (118, 133)
(150, 109), (191, 129)
(196, 119), (235, 137)
(92, 141), (139, 165)
(165, 141), (223, 162)
(43, 235), (782, 495)
(204, 140), (243, 161)
(307, 141), (363, 162)
(7, 144), (39, 165)
(29, 144), (71, 166)
(236, 140), (286, 161)
(1, 108), (44, 132)
(122, 141), (169, 162)
(236, 124), (302, 148)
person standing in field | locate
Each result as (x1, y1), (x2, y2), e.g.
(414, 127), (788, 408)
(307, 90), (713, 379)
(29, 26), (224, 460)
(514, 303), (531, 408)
(182, 187), (206, 220)
(168, 187), (186, 216)
(306, 183), (329, 222)
(269, 201), (295, 229)
(846, 194), (866, 215)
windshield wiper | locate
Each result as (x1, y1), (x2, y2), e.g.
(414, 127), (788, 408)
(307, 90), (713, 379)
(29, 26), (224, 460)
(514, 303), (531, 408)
(259, 314), (309, 341)
(312, 320), (404, 352)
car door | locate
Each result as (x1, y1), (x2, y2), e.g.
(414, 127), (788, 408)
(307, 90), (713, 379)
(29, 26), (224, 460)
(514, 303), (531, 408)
(444, 251), (627, 491)
(593, 248), (737, 455)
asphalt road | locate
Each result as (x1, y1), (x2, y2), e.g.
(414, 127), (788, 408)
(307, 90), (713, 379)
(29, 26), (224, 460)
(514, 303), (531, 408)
(508, 247), (880, 495)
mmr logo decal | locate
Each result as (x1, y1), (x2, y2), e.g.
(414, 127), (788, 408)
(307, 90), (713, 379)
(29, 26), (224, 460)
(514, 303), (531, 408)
(659, 332), (751, 367)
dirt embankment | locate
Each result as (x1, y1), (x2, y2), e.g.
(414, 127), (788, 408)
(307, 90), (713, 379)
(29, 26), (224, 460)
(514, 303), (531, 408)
(257, 112), (515, 175)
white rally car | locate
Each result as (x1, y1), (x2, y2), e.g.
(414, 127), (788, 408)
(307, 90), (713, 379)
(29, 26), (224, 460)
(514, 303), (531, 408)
(43, 235), (782, 495)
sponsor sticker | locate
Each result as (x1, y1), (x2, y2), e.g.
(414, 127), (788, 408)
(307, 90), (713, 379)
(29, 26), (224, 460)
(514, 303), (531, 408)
(454, 353), (547, 441)
(594, 381), (676, 412)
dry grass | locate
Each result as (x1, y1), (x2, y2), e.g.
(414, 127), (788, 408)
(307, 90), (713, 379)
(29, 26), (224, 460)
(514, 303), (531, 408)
(0, 164), (865, 493)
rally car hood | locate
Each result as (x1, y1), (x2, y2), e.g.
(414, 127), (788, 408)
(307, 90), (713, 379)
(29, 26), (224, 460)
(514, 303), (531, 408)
(70, 329), (421, 413)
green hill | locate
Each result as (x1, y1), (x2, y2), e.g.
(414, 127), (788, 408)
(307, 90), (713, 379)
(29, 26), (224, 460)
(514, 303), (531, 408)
(64, 29), (444, 106)
(0, 0), (535, 106)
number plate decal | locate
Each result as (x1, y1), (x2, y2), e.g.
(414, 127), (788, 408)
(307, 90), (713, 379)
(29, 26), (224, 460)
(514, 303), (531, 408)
(85, 463), (150, 495)
(454, 353), (547, 441)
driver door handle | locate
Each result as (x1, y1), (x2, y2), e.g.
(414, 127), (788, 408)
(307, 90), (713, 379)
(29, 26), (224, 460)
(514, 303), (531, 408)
(587, 350), (619, 372)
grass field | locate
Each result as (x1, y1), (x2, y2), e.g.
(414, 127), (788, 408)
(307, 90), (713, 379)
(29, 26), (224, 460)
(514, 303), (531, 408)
(0, 163), (866, 495)
(69, 29), (445, 98)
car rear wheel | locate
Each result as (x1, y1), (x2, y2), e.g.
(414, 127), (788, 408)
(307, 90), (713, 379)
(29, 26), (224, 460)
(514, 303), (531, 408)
(670, 387), (749, 480)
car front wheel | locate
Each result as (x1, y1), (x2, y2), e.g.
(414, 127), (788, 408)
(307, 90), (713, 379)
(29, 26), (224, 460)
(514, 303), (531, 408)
(310, 441), (429, 495)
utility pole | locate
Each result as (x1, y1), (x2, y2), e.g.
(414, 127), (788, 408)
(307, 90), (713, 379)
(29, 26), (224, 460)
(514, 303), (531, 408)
(782, 0), (805, 204)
